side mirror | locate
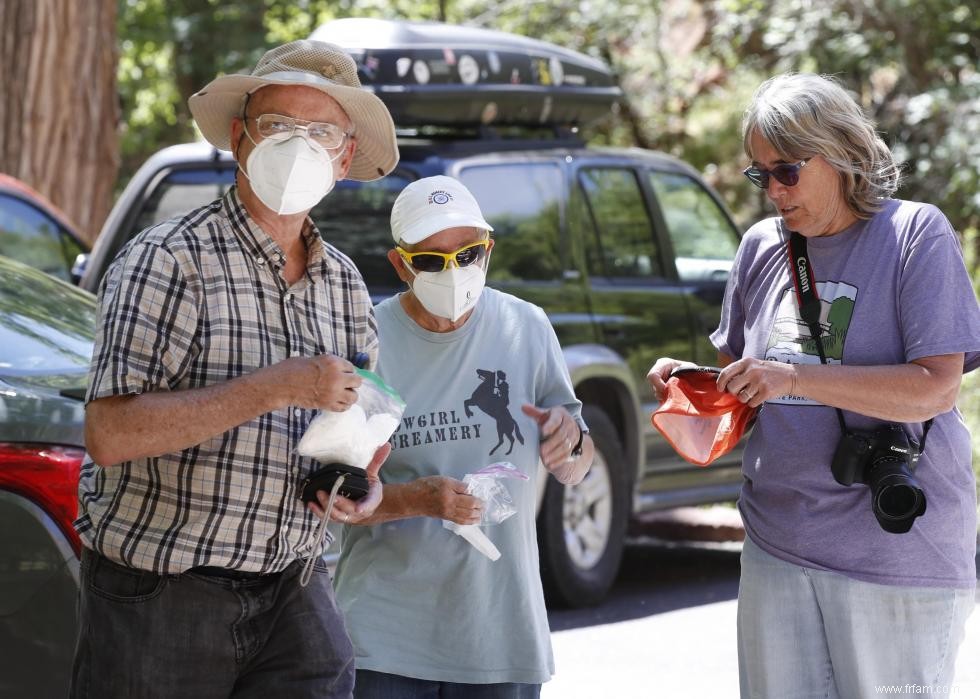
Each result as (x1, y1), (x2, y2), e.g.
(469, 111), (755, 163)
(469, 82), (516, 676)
(70, 253), (89, 285)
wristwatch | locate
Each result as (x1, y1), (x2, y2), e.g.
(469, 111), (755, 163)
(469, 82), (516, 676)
(571, 424), (587, 457)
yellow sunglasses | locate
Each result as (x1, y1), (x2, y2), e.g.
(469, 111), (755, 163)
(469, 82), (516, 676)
(396, 239), (490, 273)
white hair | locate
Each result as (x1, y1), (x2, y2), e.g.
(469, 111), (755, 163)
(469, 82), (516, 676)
(742, 73), (901, 218)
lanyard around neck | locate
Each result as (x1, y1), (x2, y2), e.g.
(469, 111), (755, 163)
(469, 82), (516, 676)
(787, 232), (829, 363)
(785, 229), (848, 434)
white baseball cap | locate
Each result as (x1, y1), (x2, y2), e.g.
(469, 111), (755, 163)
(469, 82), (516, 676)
(390, 176), (493, 245)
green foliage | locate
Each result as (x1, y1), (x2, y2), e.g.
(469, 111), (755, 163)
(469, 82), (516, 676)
(118, 0), (269, 179)
(117, 0), (980, 244)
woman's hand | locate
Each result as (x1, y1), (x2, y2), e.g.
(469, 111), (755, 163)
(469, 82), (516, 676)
(716, 357), (797, 408)
(647, 357), (698, 401)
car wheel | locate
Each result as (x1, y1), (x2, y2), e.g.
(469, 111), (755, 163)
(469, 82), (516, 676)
(537, 405), (628, 607)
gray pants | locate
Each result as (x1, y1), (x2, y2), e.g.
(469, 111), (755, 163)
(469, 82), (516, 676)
(738, 536), (975, 699)
(70, 548), (355, 699)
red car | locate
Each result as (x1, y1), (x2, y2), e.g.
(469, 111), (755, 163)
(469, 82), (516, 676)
(0, 173), (89, 283)
(0, 254), (94, 697)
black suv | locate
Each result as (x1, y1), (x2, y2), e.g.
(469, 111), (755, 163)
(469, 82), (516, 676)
(79, 20), (744, 607)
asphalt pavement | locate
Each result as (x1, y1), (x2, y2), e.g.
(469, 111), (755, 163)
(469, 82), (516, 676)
(543, 507), (980, 698)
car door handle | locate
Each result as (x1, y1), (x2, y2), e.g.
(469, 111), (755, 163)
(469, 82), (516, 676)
(600, 325), (626, 341)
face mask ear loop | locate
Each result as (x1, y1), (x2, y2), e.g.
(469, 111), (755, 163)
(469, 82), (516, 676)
(299, 473), (346, 587)
(236, 91), (262, 184)
(482, 240), (493, 272)
(237, 127), (261, 185)
(398, 249), (420, 280)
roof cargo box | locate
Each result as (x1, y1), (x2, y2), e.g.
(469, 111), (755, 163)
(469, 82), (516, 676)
(309, 18), (622, 128)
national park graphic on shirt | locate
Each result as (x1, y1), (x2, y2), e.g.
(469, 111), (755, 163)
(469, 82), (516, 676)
(765, 280), (857, 406)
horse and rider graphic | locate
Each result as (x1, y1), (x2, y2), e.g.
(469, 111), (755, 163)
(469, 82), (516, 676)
(463, 368), (524, 455)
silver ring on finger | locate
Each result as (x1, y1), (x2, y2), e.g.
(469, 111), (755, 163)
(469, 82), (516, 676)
(344, 512), (350, 524)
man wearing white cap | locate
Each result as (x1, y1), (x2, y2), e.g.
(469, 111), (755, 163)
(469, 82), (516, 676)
(73, 41), (398, 698)
(332, 176), (595, 698)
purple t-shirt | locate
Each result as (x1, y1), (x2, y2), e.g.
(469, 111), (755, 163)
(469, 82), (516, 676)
(711, 199), (980, 588)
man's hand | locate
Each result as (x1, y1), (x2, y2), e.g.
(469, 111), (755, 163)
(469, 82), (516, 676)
(269, 354), (362, 411)
(522, 404), (581, 472)
(308, 443), (390, 524)
(412, 476), (484, 524)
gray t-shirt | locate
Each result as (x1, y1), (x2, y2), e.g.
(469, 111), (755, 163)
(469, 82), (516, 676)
(711, 199), (980, 588)
(334, 288), (583, 684)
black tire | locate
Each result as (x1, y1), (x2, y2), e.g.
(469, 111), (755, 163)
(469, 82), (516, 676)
(537, 405), (629, 607)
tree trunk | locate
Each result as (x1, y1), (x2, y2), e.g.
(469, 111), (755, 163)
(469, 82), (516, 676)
(0, 0), (119, 245)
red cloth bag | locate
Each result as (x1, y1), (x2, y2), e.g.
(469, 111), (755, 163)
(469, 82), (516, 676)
(651, 367), (757, 466)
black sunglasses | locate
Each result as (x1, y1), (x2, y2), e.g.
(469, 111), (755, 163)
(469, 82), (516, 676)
(742, 159), (810, 189)
(396, 240), (490, 273)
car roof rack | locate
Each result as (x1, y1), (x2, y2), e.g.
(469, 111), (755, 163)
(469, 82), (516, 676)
(310, 18), (622, 130)
(395, 122), (585, 143)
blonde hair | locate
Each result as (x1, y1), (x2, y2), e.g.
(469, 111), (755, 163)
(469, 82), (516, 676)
(742, 73), (900, 218)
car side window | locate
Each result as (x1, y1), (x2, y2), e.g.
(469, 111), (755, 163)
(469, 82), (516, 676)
(458, 163), (564, 282)
(0, 193), (81, 282)
(135, 168), (237, 235)
(312, 173), (414, 292)
(130, 167), (410, 294)
(577, 168), (662, 278)
(648, 171), (738, 282)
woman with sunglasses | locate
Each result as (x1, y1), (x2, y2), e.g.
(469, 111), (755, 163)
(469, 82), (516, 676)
(332, 175), (594, 698)
(648, 73), (979, 698)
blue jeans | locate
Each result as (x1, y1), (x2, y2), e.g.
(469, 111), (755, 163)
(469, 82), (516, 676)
(354, 670), (541, 698)
(70, 548), (355, 698)
(738, 536), (975, 699)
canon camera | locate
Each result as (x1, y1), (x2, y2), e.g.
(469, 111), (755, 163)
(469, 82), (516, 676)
(830, 424), (926, 534)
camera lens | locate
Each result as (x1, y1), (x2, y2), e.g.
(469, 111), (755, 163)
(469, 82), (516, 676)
(869, 461), (927, 534)
(874, 482), (924, 520)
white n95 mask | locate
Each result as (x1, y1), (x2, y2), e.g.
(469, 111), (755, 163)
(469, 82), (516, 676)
(410, 263), (486, 322)
(242, 134), (338, 215)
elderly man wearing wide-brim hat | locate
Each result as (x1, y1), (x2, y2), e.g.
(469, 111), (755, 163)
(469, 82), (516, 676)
(73, 41), (398, 699)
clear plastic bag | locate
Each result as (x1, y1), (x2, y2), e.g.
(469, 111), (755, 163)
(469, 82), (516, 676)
(443, 462), (530, 561)
(296, 369), (405, 587)
(462, 462), (530, 525)
(296, 368), (406, 468)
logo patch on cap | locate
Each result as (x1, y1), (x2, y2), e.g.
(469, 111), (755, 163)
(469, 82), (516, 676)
(428, 191), (454, 205)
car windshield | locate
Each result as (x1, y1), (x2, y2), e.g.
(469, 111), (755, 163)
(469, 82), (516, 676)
(0, 256), (94, 381)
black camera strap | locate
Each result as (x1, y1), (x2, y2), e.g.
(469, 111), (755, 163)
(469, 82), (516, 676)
(785, 228), (932, 448)
(786, 231), (848, 434)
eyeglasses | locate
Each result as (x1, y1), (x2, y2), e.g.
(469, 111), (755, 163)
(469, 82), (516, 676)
(248, 113), (352, 150)
(397, 240), (490, 273)
(742, 159), (810, 189)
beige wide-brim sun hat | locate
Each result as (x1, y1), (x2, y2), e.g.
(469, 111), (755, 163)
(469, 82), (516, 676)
(188, 40), (398, 182)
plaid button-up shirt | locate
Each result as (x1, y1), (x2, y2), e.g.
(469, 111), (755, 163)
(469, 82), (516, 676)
(76, 187), (378, 574)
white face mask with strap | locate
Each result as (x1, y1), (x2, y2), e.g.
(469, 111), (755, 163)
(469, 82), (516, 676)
(240, 130), (341, 215)
(407, 261), (487, 322)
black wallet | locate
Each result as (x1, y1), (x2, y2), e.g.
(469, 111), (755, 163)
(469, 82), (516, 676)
(299, 463), (370, 503)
